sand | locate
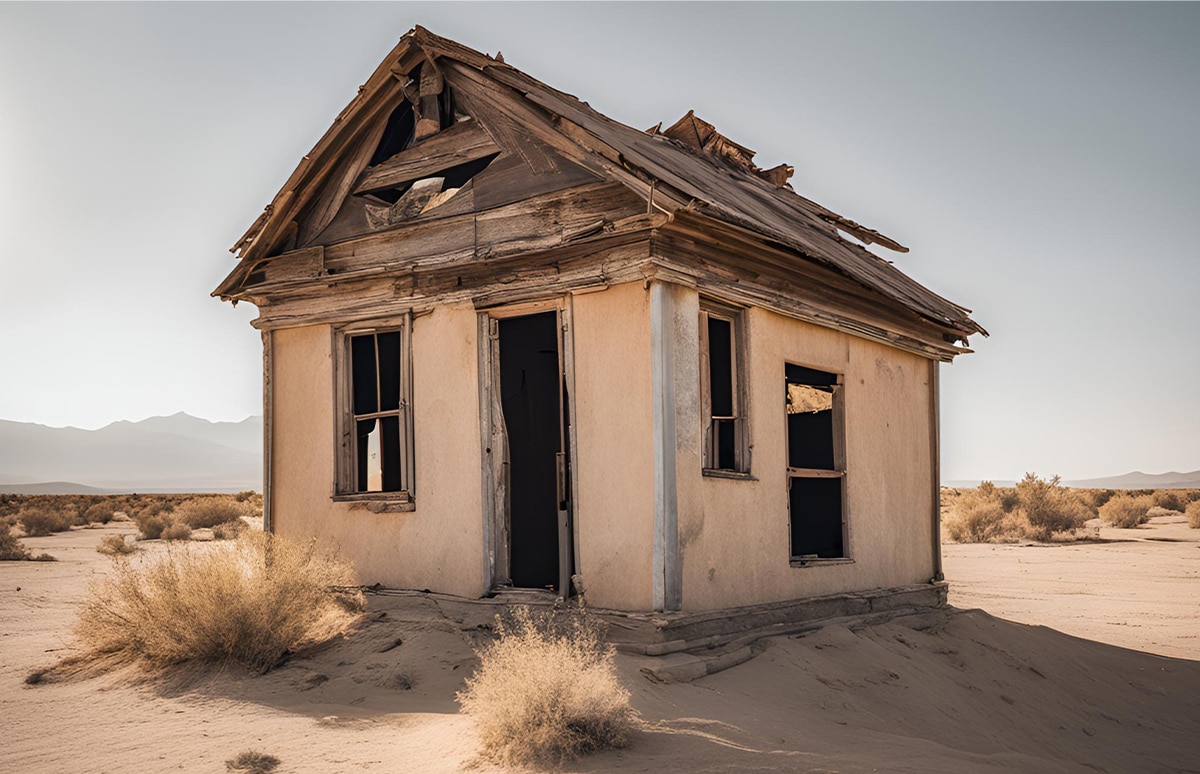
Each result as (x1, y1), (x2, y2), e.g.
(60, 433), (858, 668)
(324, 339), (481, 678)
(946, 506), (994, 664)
(2, 518), (1198, 773)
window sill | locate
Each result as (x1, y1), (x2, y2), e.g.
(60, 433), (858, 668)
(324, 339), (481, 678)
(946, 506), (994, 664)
(332, 494), (415, 513)
(790, 557), (854, 568)
(702, 469), (757, 482)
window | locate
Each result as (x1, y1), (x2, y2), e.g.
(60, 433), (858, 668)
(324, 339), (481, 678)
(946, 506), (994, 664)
(786, 363), (846, 561)
(700, 304), (748, 473)
(336, 320), (414, 502)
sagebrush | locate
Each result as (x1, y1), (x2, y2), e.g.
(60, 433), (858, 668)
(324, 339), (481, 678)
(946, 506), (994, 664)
(946, 474), (1094, 543)
(19, 507), (73, 537)
(457, 605), (635, 766)
(175, 498), (248, 529)
(96, 534), (137, 556)
(225, 750), (280, 773)
(77, 532), (364, 672)
(1099, 495), (1154, 528)
(1, 524), (31, 560)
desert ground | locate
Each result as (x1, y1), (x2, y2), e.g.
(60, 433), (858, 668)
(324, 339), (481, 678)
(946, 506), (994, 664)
(2, 515), (1198, 773)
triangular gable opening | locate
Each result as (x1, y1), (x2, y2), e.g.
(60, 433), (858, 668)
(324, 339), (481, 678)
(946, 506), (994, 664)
(300, 60), (600, 250)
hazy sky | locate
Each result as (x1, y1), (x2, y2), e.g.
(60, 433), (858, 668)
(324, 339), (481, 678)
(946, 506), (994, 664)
(1, 2), (1197, 482)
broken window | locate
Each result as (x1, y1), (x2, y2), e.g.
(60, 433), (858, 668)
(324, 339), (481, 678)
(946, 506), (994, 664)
(337, 321), (414, 499)
(700, 304), (748, 473)
(786, 363), (846, 560)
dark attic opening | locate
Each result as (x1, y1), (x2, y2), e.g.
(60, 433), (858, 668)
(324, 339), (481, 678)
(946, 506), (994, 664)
(369, 101), (416, 167)
(353, 61), (497, 226)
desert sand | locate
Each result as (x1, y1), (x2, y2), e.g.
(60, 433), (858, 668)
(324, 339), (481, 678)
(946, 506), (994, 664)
(2, 518), (1198, 773)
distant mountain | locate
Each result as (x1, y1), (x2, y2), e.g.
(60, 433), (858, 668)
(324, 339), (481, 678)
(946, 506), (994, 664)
(0, 481), (115, 495)
(1064, 470), (1200, 490)
(0, 413), (262, 493)
(945, 470), (1200, 490)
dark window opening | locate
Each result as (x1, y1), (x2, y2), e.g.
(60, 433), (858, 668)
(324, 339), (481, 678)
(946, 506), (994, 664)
(786, 363), (845, 560)
(707, 316), (736, 470)
(350, 331), (409, 494)
(789, 477), (844, 559)
(786, 364), (836, 471)
(701, 307), (746, 473)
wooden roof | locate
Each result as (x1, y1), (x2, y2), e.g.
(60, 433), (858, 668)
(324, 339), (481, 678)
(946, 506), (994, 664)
(220, 27), (984, 342)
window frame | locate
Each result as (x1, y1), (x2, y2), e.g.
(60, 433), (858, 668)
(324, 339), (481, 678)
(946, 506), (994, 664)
(699, 301), (751, 476)
(785, 362), (850, 565)
(332, 314), (415, 509)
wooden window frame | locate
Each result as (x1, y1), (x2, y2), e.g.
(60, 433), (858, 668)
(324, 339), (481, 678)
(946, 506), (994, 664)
(332, 314), (415, 510)
(700, 301), (750, 476)
(785, 363), (851, 565)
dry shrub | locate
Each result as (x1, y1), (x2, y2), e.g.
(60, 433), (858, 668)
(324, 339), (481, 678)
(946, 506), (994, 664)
(945, 498), (1017, 543)
(226, 750), (280, 773)
(1151, 490), (1183, 512)
(1, 524), (31, 560)
(133, 511), (171, 540)
(1085, 489), (1116, 509)
(161, 522), (193, 542)
(458, 606), (635, 766)
(1099, 494), (1154, 528)
(77, 532), (363, 672)
(1186, 500), (1200, 529)
(19, 507), (73, 537)
(212, 519), (248, 540)
(84, 503), (115, 524)
(947, 475), (1093, 543)
(96, 534), (137, 556)
(175, 498), (247, 529)
(1016, 473), (1093, 541)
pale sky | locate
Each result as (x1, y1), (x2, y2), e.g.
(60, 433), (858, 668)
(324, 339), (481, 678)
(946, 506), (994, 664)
(1, 2), (1197, 482)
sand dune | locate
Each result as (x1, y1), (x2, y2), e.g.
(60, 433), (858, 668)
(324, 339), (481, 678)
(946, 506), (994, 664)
(2, 521), (1197, 773)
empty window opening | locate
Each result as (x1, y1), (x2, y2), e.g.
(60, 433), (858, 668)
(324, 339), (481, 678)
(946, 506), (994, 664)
(701, 306), (747, 473)
(789, 477), (844, 559)
(350, 330), (409, 494)
(786, 363), (845, 560)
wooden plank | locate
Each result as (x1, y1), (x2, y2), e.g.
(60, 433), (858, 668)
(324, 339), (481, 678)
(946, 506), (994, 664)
(245, 241), (653, 330)
(471, 150), (599, 212)
(244, 246), (324, 288)
(298, 117), (389, 247)
(353, 119), (499, 194)
(787, 465), (844, 477)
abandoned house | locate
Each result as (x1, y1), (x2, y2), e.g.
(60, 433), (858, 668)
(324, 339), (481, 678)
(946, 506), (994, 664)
(214, 27), (985, 622)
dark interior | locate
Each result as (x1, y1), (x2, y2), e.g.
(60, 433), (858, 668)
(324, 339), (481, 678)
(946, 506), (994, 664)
(707, 316), (736, 469)
(498, 312), (562, 590)
(788, 477), (844, 559)
(785, 362), (843, 558)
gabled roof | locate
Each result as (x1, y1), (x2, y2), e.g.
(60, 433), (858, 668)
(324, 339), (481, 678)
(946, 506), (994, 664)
(220, 26), (984, 342)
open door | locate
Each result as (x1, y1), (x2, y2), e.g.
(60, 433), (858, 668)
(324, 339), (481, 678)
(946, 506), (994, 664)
(484, 308), (574, 596)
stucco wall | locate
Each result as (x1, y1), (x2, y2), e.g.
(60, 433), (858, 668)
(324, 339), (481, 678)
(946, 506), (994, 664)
(676, 301), (936, 611)
(571, 282), (657, 611)
(268, 282), (933, 612)
(270, 302), (485, 596)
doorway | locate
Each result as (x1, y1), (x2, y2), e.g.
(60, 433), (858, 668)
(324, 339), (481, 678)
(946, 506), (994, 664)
(484, 308), (574, 594)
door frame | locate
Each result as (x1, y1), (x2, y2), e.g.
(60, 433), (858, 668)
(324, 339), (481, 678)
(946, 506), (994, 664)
(477, 297), (579, 598)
